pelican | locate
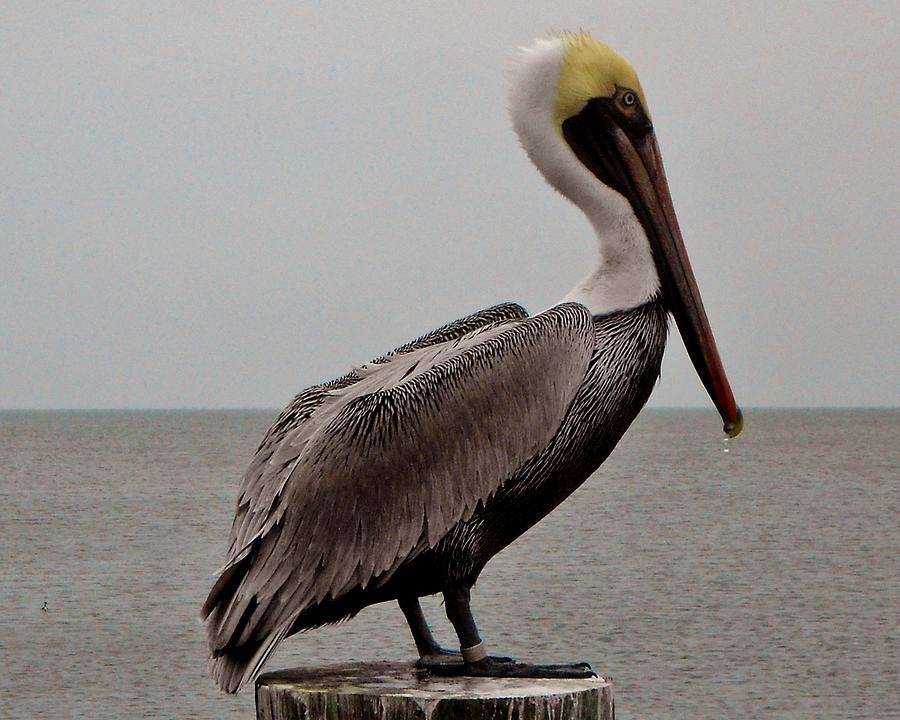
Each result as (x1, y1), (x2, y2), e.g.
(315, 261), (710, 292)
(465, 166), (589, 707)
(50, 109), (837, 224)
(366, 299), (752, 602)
(202, 32), (742, 693)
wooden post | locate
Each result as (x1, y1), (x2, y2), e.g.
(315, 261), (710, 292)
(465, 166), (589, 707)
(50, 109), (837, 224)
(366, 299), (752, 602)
(256, 661), (613, 720)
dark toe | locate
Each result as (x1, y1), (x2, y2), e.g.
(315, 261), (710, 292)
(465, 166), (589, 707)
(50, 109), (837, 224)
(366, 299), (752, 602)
(464, 658), (598, 679)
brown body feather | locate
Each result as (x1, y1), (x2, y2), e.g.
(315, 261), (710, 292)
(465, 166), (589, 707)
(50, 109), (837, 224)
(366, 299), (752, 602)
(202, 302), (619, 693)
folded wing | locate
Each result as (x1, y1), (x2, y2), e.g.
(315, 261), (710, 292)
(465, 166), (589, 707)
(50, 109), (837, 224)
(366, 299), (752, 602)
(202, 304), (528, 620)
(203, 302), (594, 692)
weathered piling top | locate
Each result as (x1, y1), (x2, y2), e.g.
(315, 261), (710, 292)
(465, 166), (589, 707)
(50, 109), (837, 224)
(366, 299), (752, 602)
(256, 661), (613, 720)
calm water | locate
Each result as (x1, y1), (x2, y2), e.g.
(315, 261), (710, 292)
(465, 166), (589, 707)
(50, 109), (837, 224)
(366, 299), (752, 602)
(1, 409), (897, 719)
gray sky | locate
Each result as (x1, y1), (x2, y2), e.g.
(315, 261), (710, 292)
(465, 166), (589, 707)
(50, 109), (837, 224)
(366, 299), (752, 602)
(2, 2), (897, 409)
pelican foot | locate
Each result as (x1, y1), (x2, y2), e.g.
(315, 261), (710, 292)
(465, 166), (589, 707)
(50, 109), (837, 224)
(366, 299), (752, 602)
(416, 647), (463, 668)
(466, 657), (596, 679)
(421, 656), (593, 679)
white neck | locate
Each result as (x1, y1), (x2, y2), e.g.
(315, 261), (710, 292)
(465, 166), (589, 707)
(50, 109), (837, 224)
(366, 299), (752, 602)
(508, 38), (660, 315)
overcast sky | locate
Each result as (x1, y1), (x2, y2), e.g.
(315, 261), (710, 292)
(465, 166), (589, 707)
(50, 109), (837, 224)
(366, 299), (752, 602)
(2, 2), (897, 410)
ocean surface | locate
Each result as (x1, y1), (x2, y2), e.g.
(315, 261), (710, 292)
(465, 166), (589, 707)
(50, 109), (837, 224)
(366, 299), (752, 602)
(1, 409), (896, 719)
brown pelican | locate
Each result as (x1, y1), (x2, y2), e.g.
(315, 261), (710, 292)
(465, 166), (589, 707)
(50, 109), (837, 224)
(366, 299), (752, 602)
(202, 32), (742, 693)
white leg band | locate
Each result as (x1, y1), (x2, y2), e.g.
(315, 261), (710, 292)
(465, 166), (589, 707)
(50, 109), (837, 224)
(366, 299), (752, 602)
(460, 641), (487, 663)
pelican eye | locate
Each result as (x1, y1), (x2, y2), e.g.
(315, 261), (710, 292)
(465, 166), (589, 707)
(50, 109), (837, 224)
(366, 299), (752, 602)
(622, 91), (636, 107)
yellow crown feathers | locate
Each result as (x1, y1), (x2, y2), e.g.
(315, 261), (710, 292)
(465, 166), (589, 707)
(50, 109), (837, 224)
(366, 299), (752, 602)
(554, 33), (648, 127)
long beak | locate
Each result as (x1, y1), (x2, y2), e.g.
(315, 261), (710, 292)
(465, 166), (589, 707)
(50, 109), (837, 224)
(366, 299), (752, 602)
(561, 103), (742, 437)
(610, 126), (742, 437)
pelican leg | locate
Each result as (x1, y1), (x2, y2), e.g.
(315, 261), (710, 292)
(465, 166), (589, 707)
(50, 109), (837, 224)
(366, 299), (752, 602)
(398, 596), (462, 666)
(427, 586), (596, 679)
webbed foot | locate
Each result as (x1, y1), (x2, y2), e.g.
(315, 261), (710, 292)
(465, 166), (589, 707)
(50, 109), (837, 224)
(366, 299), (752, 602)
(416, 647), (463, 669)
(421, 655), (593, 678)
(465, 657), (596, 679)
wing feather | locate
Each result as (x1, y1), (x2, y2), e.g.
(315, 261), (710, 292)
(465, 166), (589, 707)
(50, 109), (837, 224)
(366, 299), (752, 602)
(211, 304), (592, 643)
(202, 303), (526, 620)
(202, 302), (593, 693)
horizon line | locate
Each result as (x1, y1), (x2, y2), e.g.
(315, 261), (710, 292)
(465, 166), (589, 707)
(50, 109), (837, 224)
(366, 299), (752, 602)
(1, 405), (897, 412)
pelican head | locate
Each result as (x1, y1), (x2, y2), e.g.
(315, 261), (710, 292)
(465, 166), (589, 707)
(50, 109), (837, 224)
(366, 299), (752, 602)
(509, 32), (742, 437)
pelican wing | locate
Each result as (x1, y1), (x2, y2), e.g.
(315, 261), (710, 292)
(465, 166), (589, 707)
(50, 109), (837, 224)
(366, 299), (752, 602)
(208, 303), (528, 588)
(204, 302), (593, 691)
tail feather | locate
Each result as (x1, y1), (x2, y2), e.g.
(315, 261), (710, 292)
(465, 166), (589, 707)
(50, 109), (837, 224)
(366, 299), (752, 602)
(203, 557), (297, 694)
(203, 581), (374, 692)
(207, 616), (294, 694)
